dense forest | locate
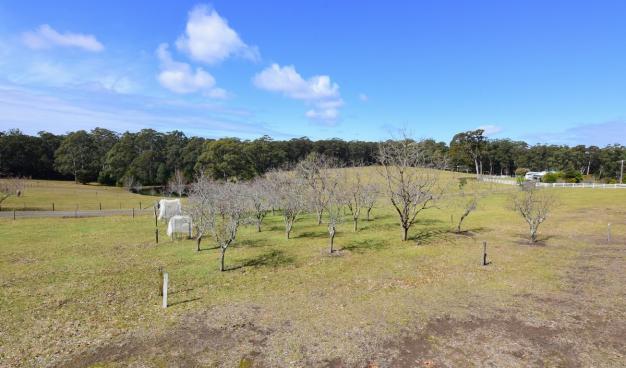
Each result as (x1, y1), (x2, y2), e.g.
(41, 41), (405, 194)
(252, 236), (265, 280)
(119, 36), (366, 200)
(0, 128), (624, 185)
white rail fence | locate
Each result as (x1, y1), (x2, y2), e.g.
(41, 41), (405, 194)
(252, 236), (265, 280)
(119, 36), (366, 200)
(479, 176), (626, 189)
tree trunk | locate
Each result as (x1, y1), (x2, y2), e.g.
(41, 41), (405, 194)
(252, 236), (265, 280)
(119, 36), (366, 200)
(456, 210), (469, 233)
(353, 218), (358, 232)
(366, 208), (371, 221)
(220, 247), (226, 272)
(196, 235), (202, 252)
(402, 226), (409, 241)
(530, 224), (537, 243)
(257, 221), (261, 232)
(316, 210), (323, 225)
(329, 229), (335, 253)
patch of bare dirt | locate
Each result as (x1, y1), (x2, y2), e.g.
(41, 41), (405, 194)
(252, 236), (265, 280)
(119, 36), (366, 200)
(52, 305), (271, 368)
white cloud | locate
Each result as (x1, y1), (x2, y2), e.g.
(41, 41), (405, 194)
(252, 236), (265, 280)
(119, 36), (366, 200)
(22, 24), (103, 52)
(0, 83), (283, 138)
(359, 93), (368, 102)
(478, 124), (503, 136)
(156, 43), (226, 98)
(253, 63), (343, 122)
(175, 5), (259, 64)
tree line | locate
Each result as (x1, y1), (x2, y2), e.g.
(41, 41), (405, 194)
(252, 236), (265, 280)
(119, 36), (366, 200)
(1, 128), (624, 184)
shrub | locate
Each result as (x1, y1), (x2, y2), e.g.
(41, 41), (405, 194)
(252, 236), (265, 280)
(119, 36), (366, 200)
(542, 172), (559, 183)
(560, 169), (583, 183)
(515, 168), (530, 177)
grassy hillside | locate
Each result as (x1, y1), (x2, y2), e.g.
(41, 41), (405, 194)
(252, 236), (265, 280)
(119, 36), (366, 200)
(0, 180), (159, 211)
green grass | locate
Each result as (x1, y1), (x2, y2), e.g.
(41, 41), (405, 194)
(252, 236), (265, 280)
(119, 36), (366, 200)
(0, 179), (159, 211)
(1, 177), (625, 367)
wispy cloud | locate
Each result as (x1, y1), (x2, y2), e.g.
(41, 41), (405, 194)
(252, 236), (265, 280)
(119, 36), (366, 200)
(524, 120), (626, 146)
(22, 24), (103, 52)
(359, 93), (368, 102)
(176, 5), (259, 64)
(477, 124), (503, 136)
(253, 63), (343, 123)
(0, 83), (285, 138)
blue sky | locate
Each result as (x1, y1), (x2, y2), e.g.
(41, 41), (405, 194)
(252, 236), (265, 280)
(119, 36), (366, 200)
(0, 0), (625, 145)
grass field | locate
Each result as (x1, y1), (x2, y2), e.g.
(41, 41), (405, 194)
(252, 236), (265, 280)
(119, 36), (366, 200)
(0, 180), (159, 211)
(1, 174), (625, 367)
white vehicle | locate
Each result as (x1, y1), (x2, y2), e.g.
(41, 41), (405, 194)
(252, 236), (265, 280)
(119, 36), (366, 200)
(524, 171), (547, 181)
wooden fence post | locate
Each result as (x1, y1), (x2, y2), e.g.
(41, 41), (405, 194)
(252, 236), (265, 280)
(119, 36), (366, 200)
(155, 228), (159, 244)
(158, 267), (164, 296)
(99, 202), (102, 211)
(52, 203), (55, 211)
(482, 241), (488, 266)
(13, 209), (16, 220)
(139, 201), (142, 210)
(607, 223), (611, 244)
(162, 272), (169, 308)
(154, 207), (158, 227)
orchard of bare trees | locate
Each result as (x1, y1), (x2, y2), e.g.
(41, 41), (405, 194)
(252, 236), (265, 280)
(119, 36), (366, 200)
(179, 134), (558, 271)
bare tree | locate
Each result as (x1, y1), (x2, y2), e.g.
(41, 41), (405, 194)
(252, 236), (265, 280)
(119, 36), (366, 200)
(166, 169), (186, 197)
(343, 170), (366, 231)
(123, 175), (142, 193)
(512, 186), (557, 243)
(378, 134), (443, 241)
(0, 177), (26, 205)
(452, 191), (479, 233)
(187, 173), (214, 252)
(266, 170), (306, 239)
(296, 153), (338, 225)
(326, 186), (344, 253)
(210, 181), (247, 271)
(361, 182), (379, 221)
(245, 178), (271, 232)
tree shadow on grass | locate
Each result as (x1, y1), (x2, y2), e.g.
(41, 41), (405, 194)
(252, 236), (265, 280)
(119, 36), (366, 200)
(197, 245), (219, 252)
(340, 239), (386, 253)
(296, 230), (327, 239)
(410, 228), (456, 245)
(228, 249), (296, 271)
(236, 238), (272, 248)
(513, 234), (556, 246)
(447, 226), (489, 237)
